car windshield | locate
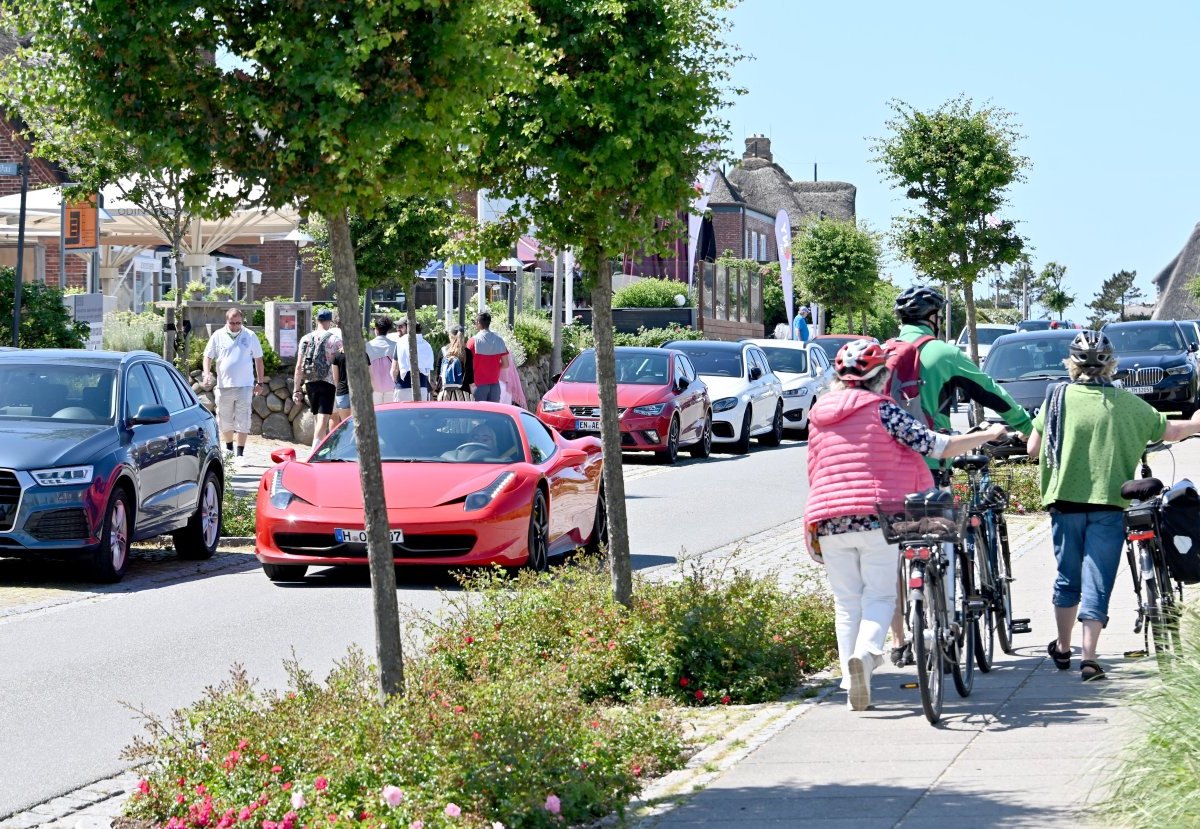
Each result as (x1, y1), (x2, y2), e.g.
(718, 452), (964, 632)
(672, 347), (743, 377)
(758, 346), (809, 374)
(1016, 320), (1052, 332)
(984, 338), (1071, 381)
(311, 408), (522, 464)
(812, 337), (856, 361)
(561, 350), (670, 385)
(0, 364), (117, 423)
(959, 327), (1014, 346)
(1105, 325), (1185, 353)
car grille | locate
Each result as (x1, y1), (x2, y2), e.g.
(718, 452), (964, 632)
(0, 470), (20, 532)
(1118, 367), (1166, 386)
(274, 532), (476, 558)
(26, 508), (90, 541)
(568, 406), (626, 418)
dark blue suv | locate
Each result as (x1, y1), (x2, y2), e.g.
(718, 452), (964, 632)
(0, 349), (224, 581)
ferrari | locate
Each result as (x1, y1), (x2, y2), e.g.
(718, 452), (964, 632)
(254, 403), (606, 582)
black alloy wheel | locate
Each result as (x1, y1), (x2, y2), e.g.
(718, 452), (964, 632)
(758, 401), (785, 446)
(689, 414), (713, 459)
(656, 417), (680, 464)
(526, 489), (550, 572)
(731, 406), (752, 454)
(585, 485), (608, 556)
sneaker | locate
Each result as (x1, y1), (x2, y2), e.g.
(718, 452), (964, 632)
(890, 642), (914, 668)
(847, 652), (875, 711)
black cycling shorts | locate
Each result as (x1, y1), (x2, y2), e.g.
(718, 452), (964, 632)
(305, 380), (336, 415)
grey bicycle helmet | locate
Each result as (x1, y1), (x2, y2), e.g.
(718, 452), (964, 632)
(894, 286), (947, 323)
(1068, 330), (1115, 370)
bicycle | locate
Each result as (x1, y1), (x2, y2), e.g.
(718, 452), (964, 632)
(954, 433), (1032, 672)
(1122, 438), (1199, 668)
(877, 492), (975, 724)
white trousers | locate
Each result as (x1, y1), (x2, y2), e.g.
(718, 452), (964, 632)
(821, 529), (900, 688)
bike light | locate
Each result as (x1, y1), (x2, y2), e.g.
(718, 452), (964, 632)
(903, 546), (932, 560)
(1128, 530), (1156, 542)
(465, 472), (516, 512)
(632, 403), (666, 416)
(541, 399), (565, 412)
(712, 396), (738, 412)
(30, 465), (93, 487)
(908, 576), (924, 589)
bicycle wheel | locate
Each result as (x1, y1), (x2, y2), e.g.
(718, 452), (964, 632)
(969, 523), (995, 673)
(912, 576), (944, 725)
(1147, 547), (1180, 667)
(952, 548), (976, 697)
(994, 513), (1017, 654)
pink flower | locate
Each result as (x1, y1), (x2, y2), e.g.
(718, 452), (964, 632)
(137, 779), (151, 795)
(239, 808), (253, 822)
(176, 794), (187, 805)
(695, 690), (705, 701)
(607, 641), (617, 650)
(544, 795), (561, 815)
(271, 766), (283, 774)
(492, 823), (506, 829)
(381, 786), (404, 808)
(281, 782), (293, 791)
(314, 777), (328, 792)
(444, 803), (461, 818)
(409, 823), (423, 829)
(291, 791), (306, 810)
(262, 822), (278, 829)
(238, 739), (249, 750)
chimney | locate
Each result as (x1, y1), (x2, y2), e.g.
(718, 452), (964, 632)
(743, 135), (772, 162)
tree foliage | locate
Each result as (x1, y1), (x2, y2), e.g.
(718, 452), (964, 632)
(0, 269), (89, 349)
(1034, 261), (1076, 320)
(793, 218), (881, 325)
(1087, 269), (1144, 327)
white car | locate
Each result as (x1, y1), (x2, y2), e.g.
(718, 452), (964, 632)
(743, 339), (834, 437)
(956, 324), (1018, 363)
(664, 340), (784, 453)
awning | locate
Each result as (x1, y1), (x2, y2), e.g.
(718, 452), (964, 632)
(421, 261), (510, 283)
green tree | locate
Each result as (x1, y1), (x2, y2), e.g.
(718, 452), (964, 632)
(477, 0), (737, 606)
(0, 269), (89, 348)
(2, 0), (533, 698)
(874, 97), (1028, 363)
(1035, 261), (1076, 320)
(1087, 269), (1143, 327)
(793, 218), (881, 331)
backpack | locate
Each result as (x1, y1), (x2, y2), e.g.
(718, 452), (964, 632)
(440, 353), (464, 389)
(883, 334), (935, 427)
(301, 331), (334, 384)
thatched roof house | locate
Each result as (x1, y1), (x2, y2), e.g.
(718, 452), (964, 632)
(1151, 222), (1200, 321)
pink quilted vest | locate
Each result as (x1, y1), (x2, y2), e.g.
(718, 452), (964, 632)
(805, 387), (934, 527)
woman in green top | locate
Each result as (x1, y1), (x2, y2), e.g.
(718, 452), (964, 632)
(1027, 330), (1200, 680)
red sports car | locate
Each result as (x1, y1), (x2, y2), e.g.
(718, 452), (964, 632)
(536, 347), (712, 464)
(254, 403), (606, 582)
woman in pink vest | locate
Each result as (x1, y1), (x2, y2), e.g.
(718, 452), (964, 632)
(806, 340), (1006, 711)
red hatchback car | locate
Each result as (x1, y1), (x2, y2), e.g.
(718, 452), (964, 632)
(537, 347), (712, 464)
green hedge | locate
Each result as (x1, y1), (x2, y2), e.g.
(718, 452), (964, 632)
(613, 277), (692, 309)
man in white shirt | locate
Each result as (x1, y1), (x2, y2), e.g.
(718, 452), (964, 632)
(202, 308), (265, 457)
(392, 320), (435, 401)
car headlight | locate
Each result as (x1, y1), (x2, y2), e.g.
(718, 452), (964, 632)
(712, 396), (738, 412)
(1165, 365), (1192, 376)
(465, 472), (516, 511)
(782, 387), (811, 398)
(541, 399), (565, 412)
(268, 468), (301, 510)
(632, 403), (666, 416)
(30, 465), (93, 487)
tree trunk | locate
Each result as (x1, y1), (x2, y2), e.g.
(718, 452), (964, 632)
(165, 245), (186, 363)
(326, 209), (405, 698)
(406, 301), (422, 402)
(963, 279), (983, 425)
(860, 308), (867, 336)
(590, 244), (632, 607)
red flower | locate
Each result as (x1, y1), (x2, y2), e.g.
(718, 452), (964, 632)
(196, 784), (208, 796)
(177, 794), (187, 804)
(679, 677), (689, 687)
(239, 808), (253, 822)
(471, 732), (481, 741)
(607, 641), (617, 650)
(237, 739), (250, 751)
(282, 782), (293, 791)
(695, 690), (705, 701)
(464, 636), (474, 645)
(314, 777), (328, 791)
(720, 695), (731, 705)
(137, 779), (151, 795)
(178, 778), (187, 788)
(453, 705), (465, 714)
(272, 766), (283, 774)
(259, 754), (270, 763)
(589, 720), (600, 729)
(631, 764), (643, 777)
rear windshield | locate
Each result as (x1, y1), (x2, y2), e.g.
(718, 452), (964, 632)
(0, 364), (117, 423)
(1105, 325), (1185, 353)
(984, 338), (1071, 381)
(959, 327), (1015, 346)
(670, 346), (743, 377)
(561, 350), (670, 385)
(758, 346), (809, 374)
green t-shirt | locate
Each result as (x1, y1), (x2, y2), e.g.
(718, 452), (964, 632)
(1031, 384), (1168, 508)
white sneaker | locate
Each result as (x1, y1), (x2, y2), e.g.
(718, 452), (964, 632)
(847, 653), (871, 711)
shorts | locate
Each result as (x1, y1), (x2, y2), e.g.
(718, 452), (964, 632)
(335, 392), (351, 410)
(305, 381), (336, 415)
(214, 385), (253, 434)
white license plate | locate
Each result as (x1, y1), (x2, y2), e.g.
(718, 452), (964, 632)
(575, 419), (602, 431)
(335, 528), (404, 544)
(1126, 386), (1154, 395)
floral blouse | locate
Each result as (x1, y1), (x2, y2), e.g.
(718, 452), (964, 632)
(814, 402), (950, 537)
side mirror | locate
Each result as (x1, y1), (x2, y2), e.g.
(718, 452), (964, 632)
(676, 376), (690, 392)
(271, 447), (297, 464)
(130, 403), (170, 425)
(1190, 343), (1198, 353)
(551, 372), (563, 384)
(749, 366), (763, 382)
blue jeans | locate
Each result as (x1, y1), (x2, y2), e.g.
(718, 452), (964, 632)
(1050, 510), (1125, 625)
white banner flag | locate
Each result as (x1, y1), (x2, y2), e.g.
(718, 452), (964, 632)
(687, 168), (718, 288)
(775, 209), (794, 336)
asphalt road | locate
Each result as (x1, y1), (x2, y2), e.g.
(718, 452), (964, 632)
(0, 435), (811, 818)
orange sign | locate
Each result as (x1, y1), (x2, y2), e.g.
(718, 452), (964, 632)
(63, 195), (99, 250)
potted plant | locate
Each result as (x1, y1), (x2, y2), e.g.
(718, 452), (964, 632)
(186, 280), (208, 301)
(209, 285), (234, 301)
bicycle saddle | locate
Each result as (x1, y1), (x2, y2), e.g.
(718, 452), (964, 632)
(951, 455), (989, 472)
(1121, 478), (1163, 501)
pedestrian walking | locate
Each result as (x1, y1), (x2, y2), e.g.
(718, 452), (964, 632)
(292, 308), (341, 450)
(804, 339), (1006, 711)
(201, 307), (265, 458)
(467, 311), (510, 402)
(438, 324), (474, 402)
(366, 315), (396, 405)
(1026, 330), (1200, 681)
(792, 306), (811, 342)
(330, 340), (351, 428)
(392, 321), (434, 402)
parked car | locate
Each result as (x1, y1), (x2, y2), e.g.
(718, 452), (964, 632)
(810, 334), (878, 364)
(537, 347), (711, 464)
(254, 403), (606, 581)
(955, 324), (1017, 363)
(1016, 319), (1080, 332)
(977, 330), (1077, 446)
(1103, 320), (1200, 416)
(742, 338), (834, 437)
(0, 349), (224, 581)
(663, 340), (784, 453)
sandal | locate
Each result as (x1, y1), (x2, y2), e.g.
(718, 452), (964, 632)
(1080, 660), (1107, 682)
(1047, 640), (1072, 670)
(890, 642), (914, 667)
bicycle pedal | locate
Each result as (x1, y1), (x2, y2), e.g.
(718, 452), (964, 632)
(1011, 618), (1032, 634)
(900, 682), (918, 690)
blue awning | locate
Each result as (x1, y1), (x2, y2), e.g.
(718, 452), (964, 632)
(421, 261), (510, 283)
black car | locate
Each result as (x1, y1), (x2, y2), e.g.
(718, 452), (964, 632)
(1102, 321), (1200, 416)
(979, 330), (1079, 455)
(0, 349), (224, 581)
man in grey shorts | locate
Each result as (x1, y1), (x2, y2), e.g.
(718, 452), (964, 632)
(202, 307), (265, 458)
(466, 311), (510, 403)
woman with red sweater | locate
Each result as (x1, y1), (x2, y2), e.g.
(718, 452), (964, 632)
(805, 340), (1005, 711)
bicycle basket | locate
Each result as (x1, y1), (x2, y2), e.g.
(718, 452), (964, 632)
(876, 498), (968, 544)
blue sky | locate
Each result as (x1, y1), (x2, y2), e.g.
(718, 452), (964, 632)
(721, 1), (1200, 320)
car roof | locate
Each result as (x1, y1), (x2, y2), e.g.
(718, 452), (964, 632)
(1103, 320), (1179, 329)
(577, 346), (681, 358)
(664, 339), (745, 351)
(0, 348), (161, 366)
(741, 338), (811, 349)
(991, 330), (1080, 346)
